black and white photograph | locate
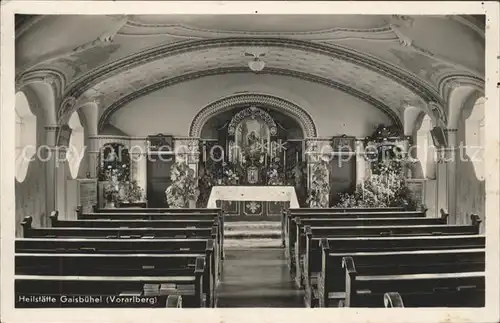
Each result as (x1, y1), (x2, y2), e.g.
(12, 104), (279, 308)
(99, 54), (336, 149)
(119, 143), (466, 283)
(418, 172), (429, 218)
(1, 1), (499, 323)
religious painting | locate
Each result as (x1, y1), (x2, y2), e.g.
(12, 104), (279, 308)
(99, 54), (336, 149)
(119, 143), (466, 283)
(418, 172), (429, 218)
(234, 117), (270, 162)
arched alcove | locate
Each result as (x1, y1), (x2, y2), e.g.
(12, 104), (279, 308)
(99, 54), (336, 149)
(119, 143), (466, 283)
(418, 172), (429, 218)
(67, 111), (85, 179)
(415, 114), (437, 180)
(455, 93), (485, 227)
(15, 91), (37, 183)
(463, 97), (485, 181)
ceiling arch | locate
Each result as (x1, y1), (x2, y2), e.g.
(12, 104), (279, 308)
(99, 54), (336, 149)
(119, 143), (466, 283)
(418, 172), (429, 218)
(97, 67), (402, 131)
(58, 37), (445, 125)
(189, 93), (318, 138)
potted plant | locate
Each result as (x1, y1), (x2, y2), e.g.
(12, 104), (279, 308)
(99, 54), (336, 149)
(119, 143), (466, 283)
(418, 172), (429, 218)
(103, 182), (120, 208)
(125, 180), (145, 203)
(307, 160), (330, 208)
(165, 160), (199, 208)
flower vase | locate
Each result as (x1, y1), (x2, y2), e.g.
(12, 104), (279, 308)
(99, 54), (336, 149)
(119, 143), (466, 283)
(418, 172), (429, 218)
(188, 199), (196, 208)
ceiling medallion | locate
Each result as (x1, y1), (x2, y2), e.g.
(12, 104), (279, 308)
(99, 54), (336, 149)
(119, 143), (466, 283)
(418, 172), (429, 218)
(245, 52), (266, 72)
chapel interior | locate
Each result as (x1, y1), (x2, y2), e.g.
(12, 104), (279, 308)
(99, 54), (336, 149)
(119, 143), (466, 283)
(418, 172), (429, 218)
(13, 14), (487, 308)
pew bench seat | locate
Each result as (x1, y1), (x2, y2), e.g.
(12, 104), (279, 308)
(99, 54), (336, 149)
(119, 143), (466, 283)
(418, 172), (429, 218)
(345, 271), (485, 308)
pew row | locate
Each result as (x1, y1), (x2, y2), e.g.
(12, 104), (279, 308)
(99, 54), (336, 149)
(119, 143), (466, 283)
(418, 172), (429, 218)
(75, 211), (224, 258)
(311, 234), (486, 308)
(15, 259), (205, 308)
(343, 257), (484, 308)
(15, 253), (211, 307)
(288, 211), (449, 273)
(320, 248), (485, 307)
(16, 238), (218, 307)
(89, 205), (221, 214)
(297, 215), (481, 291)
(52, 210), (224, 261)
(283, 209), (427, 259)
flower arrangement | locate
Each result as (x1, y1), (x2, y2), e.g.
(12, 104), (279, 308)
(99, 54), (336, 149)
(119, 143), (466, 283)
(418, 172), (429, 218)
(267, 157), (284, 185)
(336, 159), (416, 209)
(218, 162), (243, 185)
(124, 180), (145, 203)
(307, 160), (330, 208)
(166, 160), (199, 208)
(102, 168), (122, 207)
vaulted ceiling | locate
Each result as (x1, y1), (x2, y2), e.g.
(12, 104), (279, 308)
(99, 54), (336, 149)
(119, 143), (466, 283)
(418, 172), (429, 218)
(15, 14), (485, 131)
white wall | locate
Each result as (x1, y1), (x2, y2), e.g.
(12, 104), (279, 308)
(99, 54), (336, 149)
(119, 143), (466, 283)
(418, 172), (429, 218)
(110, 74), (393, 138)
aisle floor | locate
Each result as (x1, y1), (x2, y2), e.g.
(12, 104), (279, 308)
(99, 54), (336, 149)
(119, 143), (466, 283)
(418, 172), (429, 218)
(216, 248), (304, 307)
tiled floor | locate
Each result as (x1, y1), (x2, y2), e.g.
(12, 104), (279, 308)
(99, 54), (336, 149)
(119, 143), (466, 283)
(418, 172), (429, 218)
(216, 248), (304, 307)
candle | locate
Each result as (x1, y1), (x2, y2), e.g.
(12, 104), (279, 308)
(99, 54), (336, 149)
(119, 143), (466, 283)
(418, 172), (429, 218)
(296, 152), (299, 164)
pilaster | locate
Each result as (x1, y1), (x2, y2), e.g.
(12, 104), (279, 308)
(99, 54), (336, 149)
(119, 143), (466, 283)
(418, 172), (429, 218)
(444, 128), (459, 224)
(130, 138), (149, 197)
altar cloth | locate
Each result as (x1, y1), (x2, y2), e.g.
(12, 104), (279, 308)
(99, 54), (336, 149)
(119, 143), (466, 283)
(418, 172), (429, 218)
(206, 186), (299, 208)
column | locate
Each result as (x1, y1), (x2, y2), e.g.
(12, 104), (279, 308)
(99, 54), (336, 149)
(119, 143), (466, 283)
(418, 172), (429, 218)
(44, 126), (59, 224)
(87, 137), (100, 178)
(355, 139), (366, 186)
(304, 138), (330, 207)
(130, 138), (148, 199)
(445, 128), (458, 224)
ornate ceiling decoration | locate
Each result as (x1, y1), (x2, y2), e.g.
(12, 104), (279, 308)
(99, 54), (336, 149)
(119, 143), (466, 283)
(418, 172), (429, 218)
(15, 15), (485, 131)
(58, 38), (445, 126)
(97, 67), (401, 132)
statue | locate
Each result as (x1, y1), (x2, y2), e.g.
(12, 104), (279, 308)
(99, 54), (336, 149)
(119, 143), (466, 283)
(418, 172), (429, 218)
(247, 131), (259, 152)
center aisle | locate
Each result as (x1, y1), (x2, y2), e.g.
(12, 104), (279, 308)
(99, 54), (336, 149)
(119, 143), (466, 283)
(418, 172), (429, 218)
(215, 248), (305, 307)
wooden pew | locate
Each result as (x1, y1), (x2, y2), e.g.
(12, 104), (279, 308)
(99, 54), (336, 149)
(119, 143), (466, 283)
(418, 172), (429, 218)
(319, 248), (485, 307)
(343, 255), (485, 307)
(16, 238), (217, 307)
(15, 257), (206, 308)
(52, 213), (216, 229)
(23, 216), (217, 239)
(315, 234), (485, 308)
(284, 209), (427, 260)
(300, 214), (482, 292)
(16, 253), (210, 307)
(288, 211), (448, 272)
(282, 206), (416, 243)
(89, 205), (221, 214)
(76, 211), (224, 257)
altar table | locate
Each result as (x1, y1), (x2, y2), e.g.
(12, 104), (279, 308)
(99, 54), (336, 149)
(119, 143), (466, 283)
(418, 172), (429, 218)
(207, 186), (299, 219)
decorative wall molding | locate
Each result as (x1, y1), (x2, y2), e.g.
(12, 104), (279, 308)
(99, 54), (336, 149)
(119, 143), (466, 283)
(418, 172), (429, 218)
(122, 19), (398, 42)
(15, 69), (66, 101)
(227, 106), (277, 136)
(97, 67), (402, 131)
(61, 38), (444, 120)
(438, 74), (485, 103)
(189, 93), (318, 138)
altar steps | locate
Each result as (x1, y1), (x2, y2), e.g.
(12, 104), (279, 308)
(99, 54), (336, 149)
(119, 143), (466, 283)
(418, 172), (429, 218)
(224, 221), (282, 249)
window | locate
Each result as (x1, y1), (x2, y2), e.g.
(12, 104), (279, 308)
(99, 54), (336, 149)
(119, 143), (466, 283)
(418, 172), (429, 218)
(465, 97), (485, 180)
(15, 92), (37, 182)
(415, 114), (436, 179)
(67, 112), (85, 179)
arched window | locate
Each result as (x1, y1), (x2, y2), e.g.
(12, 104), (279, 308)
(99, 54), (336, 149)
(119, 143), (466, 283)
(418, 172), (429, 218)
(465, 97), (485, 180)
(15, 92), (37, 182)
(67, 112), (85, 179)
(98, 143), (130, 182)
(415, 114), (436, 179)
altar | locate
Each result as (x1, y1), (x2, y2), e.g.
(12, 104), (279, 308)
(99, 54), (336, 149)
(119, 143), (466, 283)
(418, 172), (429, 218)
(207, 186), (299, 219)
